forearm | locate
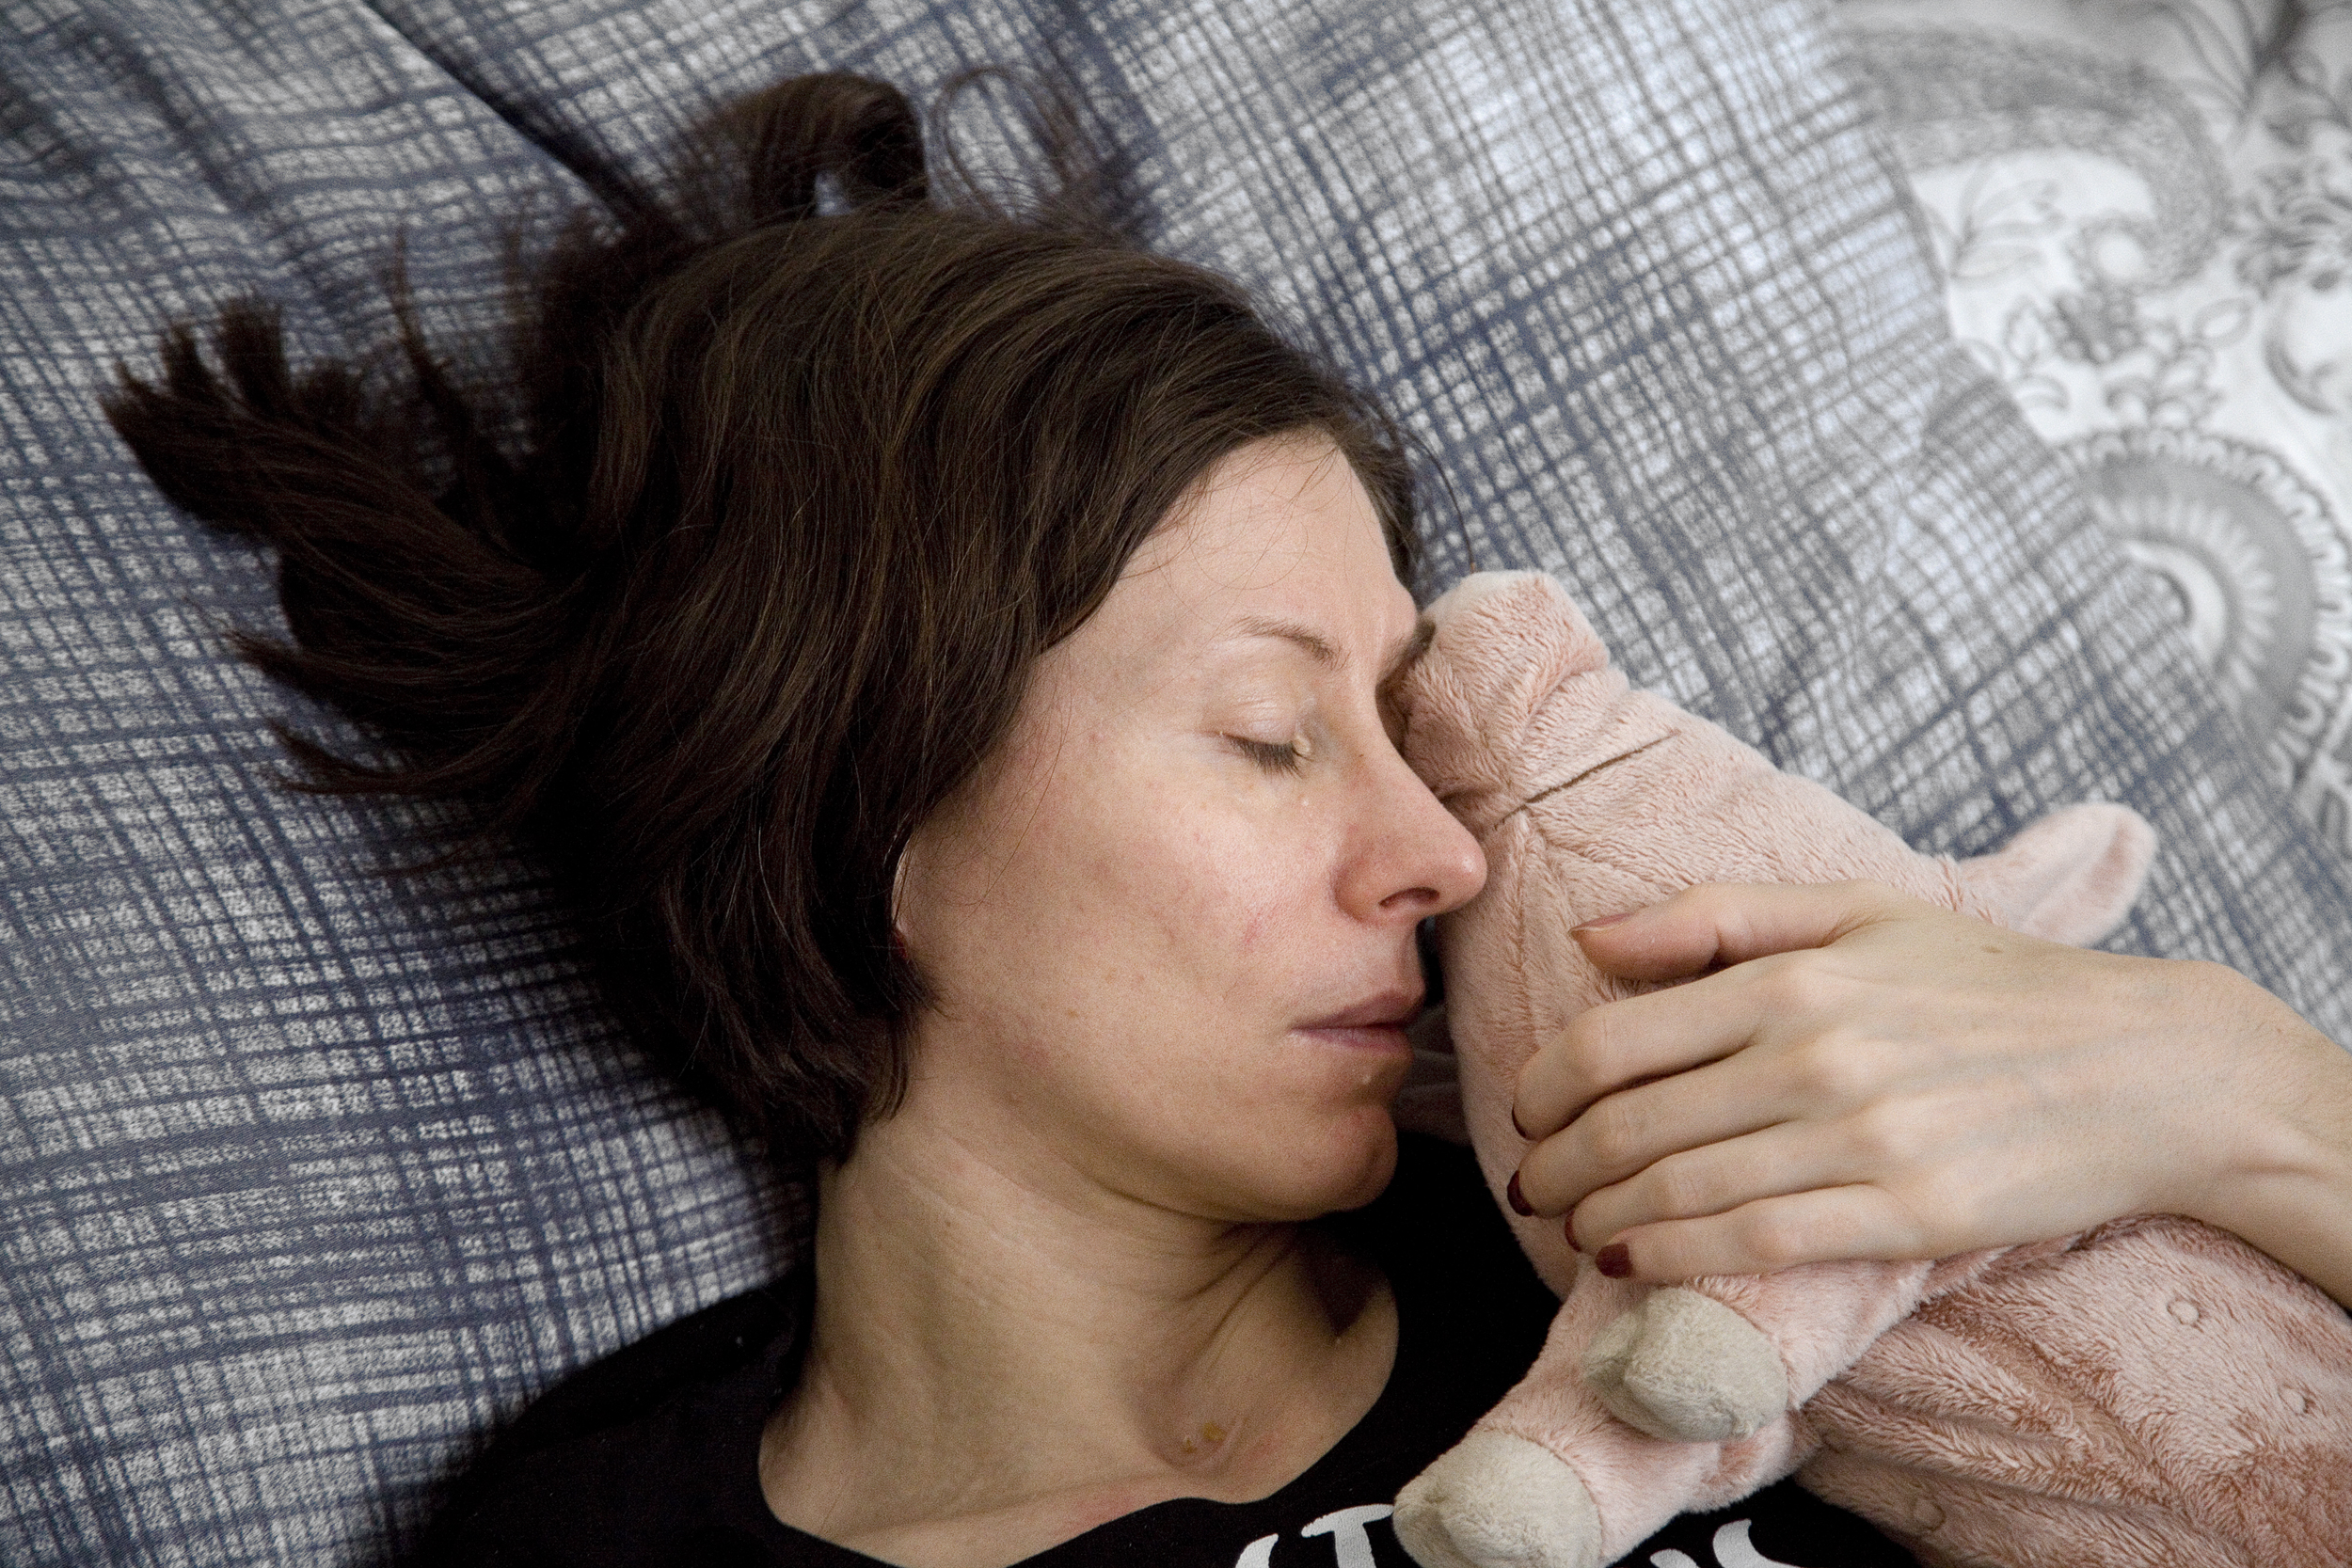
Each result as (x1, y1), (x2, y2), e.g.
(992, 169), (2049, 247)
(2179, 964), (2352, 1309)
(2199, 1162), (2352, 1309)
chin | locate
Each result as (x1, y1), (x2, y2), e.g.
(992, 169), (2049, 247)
(1257, 1103), (1399, 1220)
(1147, 1087), (1405, 1224)
(1325, 1130), (1399, 1215)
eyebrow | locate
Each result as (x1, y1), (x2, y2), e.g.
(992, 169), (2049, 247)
(1233, 615), (1431, 691)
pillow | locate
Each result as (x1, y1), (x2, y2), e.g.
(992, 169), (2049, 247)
(4, 2), (2344, 1565)
(0, 8), (798, 1565)
(1834, 0), (2352, 861)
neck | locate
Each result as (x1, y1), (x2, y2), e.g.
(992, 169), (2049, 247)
(760, 1103), (1394, 1561)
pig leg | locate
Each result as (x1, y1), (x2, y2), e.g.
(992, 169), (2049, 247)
(1581, 1287), (1788, 1442)
(1393, 1428), (1606, 1568)
(1581, 1255), (2011, 1445)
(1395, 1272), (1813, 1568)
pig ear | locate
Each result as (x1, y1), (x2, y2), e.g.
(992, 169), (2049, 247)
(1415, 571), (1609, 696)
(1422, 569), (1561, 626)
(1955, 803), (2157, 946)
(1402, 572), (1609, 814)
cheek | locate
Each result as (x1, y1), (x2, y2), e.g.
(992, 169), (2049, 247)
(1012, 784), (1332, 1037)
(907, 719), (1344, 1038)
(1122, 778), (1330, 973)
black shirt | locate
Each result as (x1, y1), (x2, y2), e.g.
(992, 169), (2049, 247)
(415, 1138), (1916, 1568)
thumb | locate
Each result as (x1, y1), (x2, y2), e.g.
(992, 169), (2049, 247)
(1571, 881), (1918, 981)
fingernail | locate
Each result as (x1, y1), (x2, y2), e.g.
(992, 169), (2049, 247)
(1563, 1209), (1581, 1252)
(1510, 1104), (1532, 1141)
(1595, 1243), (1631, 1278)
(1572, 911), (1634, 934)
(1506, 1172), (1533, 1217)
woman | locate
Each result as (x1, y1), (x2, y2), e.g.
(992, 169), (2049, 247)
(106, 72), (2352, 1568)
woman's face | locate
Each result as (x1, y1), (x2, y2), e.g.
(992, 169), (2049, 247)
(891, 434), (1486, 1222)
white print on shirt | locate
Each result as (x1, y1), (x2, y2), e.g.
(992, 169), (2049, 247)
(1650, 1518), (1804, 1568)
(1232, 1503), (1392, 1568)
(1235, 1508), (1804, 1568)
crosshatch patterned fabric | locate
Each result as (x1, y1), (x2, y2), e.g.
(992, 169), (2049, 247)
(3, 1), (2347, 1565)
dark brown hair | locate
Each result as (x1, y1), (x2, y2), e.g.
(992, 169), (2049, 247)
(104, 72), (1418, 1162)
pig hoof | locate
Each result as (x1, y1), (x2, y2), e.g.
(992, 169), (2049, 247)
(1393, 1429), (1603, 1568)
(1582, 1287), (1788, 1443)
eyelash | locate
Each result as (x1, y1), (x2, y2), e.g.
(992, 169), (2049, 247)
(1235, 736), (1310, 775)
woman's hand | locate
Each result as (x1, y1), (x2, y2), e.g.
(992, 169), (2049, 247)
(1507, 882), (2352, 1306)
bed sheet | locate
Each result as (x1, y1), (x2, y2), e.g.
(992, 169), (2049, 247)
(1841, 0), (2352, 859)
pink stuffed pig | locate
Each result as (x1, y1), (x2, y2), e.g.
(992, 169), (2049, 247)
(1388, 572), (2352, 1568)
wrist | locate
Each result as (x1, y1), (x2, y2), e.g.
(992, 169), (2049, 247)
(2192, 1163), (2352, 1310)
(2180, 964), (2352, 1307)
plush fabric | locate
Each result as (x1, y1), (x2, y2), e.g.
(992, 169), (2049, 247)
(3, 2), (2348, 1565)
(1390, 572), (2352, 1568)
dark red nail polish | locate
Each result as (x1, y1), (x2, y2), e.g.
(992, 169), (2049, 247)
(1596, 1243), (1632, 1278)
(1505, 1171), (1533, 1216)
(1563, 1209), (1581, 1251)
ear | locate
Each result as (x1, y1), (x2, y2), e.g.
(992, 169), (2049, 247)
(890, 828), (926, 953)
(1954, 803), (2158, 947)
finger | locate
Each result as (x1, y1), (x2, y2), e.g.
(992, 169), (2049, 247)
(1551, 1117), (1871, 1243)
(1584, 1185), (1937, 1283)
(1514, 954), (1805, 1137)
(1517, 1058), (1807, 1216)
(1570, 880), (1926, 983)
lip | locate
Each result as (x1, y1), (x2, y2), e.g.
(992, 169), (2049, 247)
(1294, 989), (1423, 1053)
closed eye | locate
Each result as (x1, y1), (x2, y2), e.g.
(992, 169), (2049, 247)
(1233, 736), (1308, 775)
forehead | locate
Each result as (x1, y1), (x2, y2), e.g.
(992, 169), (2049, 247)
(1108, 436), (1413, 649)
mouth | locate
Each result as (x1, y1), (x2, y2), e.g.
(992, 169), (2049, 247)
(1293, 989), (1423, 1054)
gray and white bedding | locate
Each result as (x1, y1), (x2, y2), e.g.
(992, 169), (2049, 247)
(1840, 0), (2352, 862)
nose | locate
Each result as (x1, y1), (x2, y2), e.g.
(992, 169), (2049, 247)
(1339, 743), (1487, 924)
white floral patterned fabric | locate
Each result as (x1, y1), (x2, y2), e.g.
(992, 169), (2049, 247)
(1840, 0), (2352, 855)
